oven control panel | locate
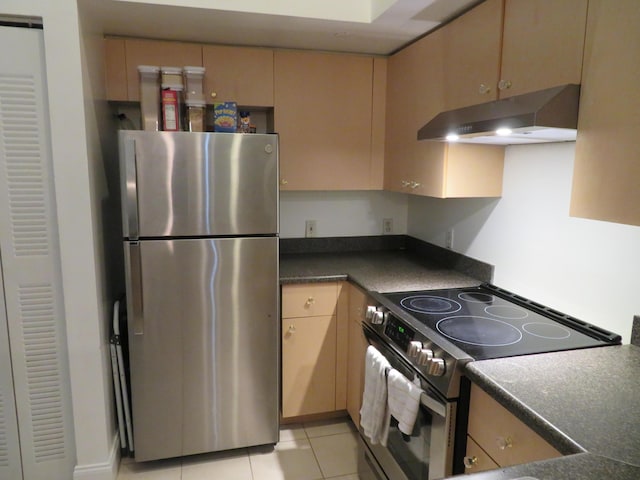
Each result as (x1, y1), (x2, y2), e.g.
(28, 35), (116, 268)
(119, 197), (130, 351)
(384, 316), (415, 351)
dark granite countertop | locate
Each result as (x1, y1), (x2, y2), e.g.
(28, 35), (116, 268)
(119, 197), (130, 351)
(280, 250), (483, 293)
(449, 453), (640, 480)
(279, 236), (492, 293)
(465, 345), (640, 468)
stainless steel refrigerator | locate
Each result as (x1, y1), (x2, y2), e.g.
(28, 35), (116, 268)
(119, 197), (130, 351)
(119, 131), (279, 462)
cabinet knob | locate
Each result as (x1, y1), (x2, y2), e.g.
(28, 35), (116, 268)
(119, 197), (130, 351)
(305, 297), (315, 306)
(410, 181), (421, 189)
(478, 83), (491, 95)
(288, 324), (296, 334)
(463, 456), (478, 468)
(498, 79), (512, 91)
(210, 91), (218, 99)
(496, 436), (513, 450)
(280, 179), (288, 185)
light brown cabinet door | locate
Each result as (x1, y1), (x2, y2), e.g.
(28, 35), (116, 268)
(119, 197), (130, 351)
(384, 27), (448, 197)
(275, 50), (376, 191)
(441, 0), (503, 111)
(281, 315), (336, 418)
(467, 384), (561, 467)
(124, 39), (203, 101)
(570, 0), (640, 226)
(464, 436), (500, 474)
(202, 45), (273, 107)
(498, 0), (588, 98)
(104, 37), (128, 101)
(384, 26), (504, 199)
(346, 285), (369, 428)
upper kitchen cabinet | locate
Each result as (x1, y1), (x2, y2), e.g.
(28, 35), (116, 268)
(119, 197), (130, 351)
(202, 45), (274, 107)
(104, 37), (128, 102)
(498, 0), (588, 98)
(570, 0), (640, 226)
(275, 50), (385, 191)
(441, 0), (503, 111)
(385, 27), (504, 198)
(441, 0), (588, 109)
(123, 39), (203, 102)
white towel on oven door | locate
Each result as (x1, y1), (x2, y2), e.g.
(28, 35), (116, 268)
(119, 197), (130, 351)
(386, 368), (423, 436)
(360, 345), (391, 445)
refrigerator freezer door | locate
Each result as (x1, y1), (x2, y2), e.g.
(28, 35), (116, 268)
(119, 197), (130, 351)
(124, 237), (279, 461)
(120, 131), (278, 238)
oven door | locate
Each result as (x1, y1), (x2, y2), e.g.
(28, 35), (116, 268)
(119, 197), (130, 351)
(359, 325), (456, 480)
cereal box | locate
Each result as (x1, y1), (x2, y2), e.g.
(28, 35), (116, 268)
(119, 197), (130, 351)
(213, 102), (238, 132)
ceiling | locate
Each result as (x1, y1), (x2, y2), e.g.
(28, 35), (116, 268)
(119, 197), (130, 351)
(81, 0), (482, 55)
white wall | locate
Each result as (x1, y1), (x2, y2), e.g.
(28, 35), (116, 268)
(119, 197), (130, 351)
(280, 190), (408, 238)
(408, 142), (640, 343)
(1, 1), (116, 478)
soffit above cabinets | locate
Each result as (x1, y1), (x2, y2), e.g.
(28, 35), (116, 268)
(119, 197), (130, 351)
(80, 0), (481, 55)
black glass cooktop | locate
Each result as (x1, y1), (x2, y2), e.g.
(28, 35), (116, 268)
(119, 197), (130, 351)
(383, 284), (621, 361)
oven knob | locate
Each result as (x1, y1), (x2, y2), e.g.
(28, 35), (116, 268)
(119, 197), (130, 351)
(428, 358), (446, 376)
(417, 348), (433, 366)
(407, 341), (422, 357)
(372, 310), (385, 325)
(365, 306), (377, 320)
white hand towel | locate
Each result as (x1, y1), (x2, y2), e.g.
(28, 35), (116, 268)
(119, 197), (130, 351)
(386, 369), (423, 436)
(359, 345), (391, 445)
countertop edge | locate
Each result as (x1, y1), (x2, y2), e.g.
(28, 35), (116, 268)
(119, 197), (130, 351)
(464, 363), (586, 456)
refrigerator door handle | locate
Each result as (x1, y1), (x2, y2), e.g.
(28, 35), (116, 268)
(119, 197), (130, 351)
(129, 242), (144, 335)
(124, 138), (139, 240)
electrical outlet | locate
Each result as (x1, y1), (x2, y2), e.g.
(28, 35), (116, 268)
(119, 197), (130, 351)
(305, 220), (316, 238)
(445, 229), (454, 249)
(383, 218), (393, 235)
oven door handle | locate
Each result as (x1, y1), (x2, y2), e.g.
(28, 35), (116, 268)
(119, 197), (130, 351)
(420, 392), (446, 418)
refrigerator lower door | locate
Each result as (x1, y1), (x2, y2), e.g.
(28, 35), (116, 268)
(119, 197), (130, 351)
(124, 236), (279, 461)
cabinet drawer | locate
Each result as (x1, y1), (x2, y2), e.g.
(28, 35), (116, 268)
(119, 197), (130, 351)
(282, 283), (338, 318)
(464, 436), (500, 474)
(468, 384), (561, 467)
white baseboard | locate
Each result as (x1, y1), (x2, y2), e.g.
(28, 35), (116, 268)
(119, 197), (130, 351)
(73, 433), (120, 480)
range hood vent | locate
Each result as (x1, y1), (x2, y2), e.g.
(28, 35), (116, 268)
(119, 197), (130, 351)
(417, 84), (580, 145)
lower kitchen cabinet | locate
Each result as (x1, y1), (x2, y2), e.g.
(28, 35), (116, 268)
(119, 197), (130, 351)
(281, 282), (348, 419)
(346, 284), (369, 428)
(463, 436), (500, 474)
(466, 384), (561, 471)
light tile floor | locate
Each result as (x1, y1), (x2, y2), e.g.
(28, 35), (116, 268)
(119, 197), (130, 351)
(117, 417), (359, 480)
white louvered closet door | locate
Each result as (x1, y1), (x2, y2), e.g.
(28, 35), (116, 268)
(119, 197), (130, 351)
(0, 26), (75, 480)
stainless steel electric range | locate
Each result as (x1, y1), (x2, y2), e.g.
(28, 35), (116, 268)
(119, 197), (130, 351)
(357, 283), (621, 480)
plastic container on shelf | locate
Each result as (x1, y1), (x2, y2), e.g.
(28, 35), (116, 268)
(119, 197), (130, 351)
(183, 66), (206, 97)
(160, 66), (183, 87)
(184, 97), (206, 132)
(161, 83), (183, 131)
(138, 65), (160, 131)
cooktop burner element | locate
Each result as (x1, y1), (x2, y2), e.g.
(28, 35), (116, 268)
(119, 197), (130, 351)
(400, 295), (462, 314)
(437, 316), (523, 346)
(380, 284), (622, 361)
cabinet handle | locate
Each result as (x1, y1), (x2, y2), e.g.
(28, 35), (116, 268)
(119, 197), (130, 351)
(288, 324), (296, 334)
(305, 297), (315, 306)
(496, 436), (513, 450)
(478, 83), (491, 95)
(280, 179), (288, 185)
(210, 91), (218, 99)
(463, 456), (478, 468)
(498, 79), (512, 91)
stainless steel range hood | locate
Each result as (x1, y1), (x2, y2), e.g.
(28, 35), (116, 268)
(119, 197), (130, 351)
(417, 84), (580, 145)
